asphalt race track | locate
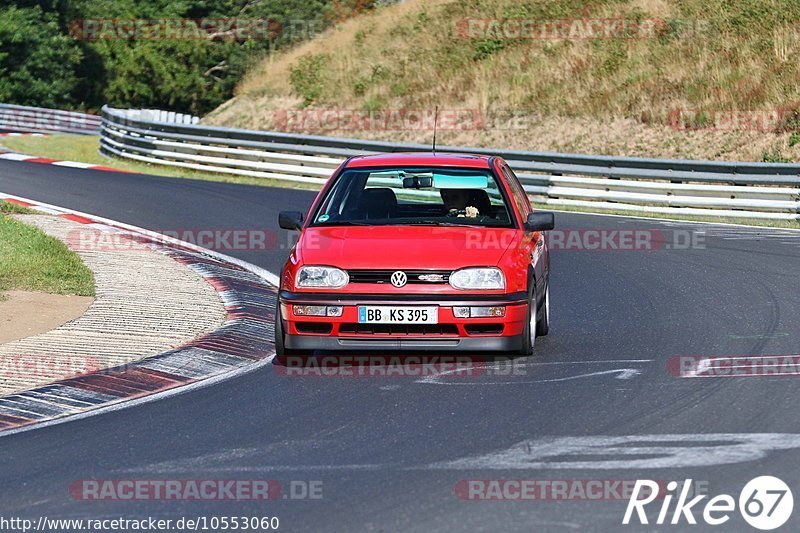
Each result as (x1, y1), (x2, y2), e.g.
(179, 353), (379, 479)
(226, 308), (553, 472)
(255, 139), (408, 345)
(2, 159), (800, 531)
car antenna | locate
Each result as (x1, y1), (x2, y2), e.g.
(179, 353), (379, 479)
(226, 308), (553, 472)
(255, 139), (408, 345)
(432, 105), (439, 155)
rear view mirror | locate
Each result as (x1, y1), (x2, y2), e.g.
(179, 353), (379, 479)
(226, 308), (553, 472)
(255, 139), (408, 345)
(279, 211), (304, 230)
(402, 175), (433, 189)
(525, 211), (555, 232)
(432, 173), (488, 189)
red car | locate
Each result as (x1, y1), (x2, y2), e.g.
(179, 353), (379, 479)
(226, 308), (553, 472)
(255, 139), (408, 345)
(276, 152), (554, 356)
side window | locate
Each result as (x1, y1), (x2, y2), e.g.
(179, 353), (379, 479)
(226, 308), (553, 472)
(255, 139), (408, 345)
(500, 164), (531, 219)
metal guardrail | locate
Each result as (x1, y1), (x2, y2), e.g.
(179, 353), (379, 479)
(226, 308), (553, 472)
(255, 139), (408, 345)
(98, 105), (800, 220)
(0, 104), (100, 135)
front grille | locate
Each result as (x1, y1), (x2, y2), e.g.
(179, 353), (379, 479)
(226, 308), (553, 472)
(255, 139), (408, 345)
(339, 323), (459, 336)
(347, 269), (451, 284)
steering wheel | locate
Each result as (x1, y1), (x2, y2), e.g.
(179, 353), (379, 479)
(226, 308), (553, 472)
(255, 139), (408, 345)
(446, 208), (468, 218)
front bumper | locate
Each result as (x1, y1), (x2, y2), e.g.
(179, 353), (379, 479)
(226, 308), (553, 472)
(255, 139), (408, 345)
(279, 290), (528, 352)
(284, 334), (524, 352)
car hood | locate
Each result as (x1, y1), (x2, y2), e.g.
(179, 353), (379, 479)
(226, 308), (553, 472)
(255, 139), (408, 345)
(297, 226), (519, 270)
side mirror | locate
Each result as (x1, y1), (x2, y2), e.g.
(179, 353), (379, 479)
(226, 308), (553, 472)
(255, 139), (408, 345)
(525, 211), (555, 232)
(279, 211), (304, 231)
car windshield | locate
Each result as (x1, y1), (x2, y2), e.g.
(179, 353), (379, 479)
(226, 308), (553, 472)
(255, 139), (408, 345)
(311, 167), (514, 227)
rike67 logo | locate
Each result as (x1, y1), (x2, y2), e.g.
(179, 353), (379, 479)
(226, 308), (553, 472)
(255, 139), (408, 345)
(623, 476), (793, 530)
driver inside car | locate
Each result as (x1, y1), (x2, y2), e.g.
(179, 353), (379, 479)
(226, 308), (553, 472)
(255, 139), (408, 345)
(440, 188), (491, 218)
(441, 188), (477, 217)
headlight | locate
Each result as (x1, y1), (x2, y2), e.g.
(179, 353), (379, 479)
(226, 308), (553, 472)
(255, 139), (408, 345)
(296, 266), (349, 288)
(449, 268), (505, 290)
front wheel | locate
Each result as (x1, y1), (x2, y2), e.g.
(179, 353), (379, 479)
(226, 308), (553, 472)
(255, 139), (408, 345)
(517, 290), (536, 356)
(274, 308), (306, 356)
(536, 283), (550, 337)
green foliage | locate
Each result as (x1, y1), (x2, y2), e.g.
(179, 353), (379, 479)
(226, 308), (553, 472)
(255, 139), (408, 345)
(353, 77), (368, 97)
(390, 80), (409, 97)
(0, 5), (83, 107)
(290, 53), (327, 106)
(0, 0), (369, 114)
(472, 39), (505, 60)
(761, 150), (790, 163)
(0, 201), (33, 215)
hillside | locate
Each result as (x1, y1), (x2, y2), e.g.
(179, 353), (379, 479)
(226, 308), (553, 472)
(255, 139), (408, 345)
(205, 0), (800, 161)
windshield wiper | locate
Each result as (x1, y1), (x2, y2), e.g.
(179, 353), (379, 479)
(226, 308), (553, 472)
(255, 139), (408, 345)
(313, 220), (376, 226)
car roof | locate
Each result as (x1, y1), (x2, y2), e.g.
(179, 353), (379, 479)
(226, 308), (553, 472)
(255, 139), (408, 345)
(345, 152), (493, 169)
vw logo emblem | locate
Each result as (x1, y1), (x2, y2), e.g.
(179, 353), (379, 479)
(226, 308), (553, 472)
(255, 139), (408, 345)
(390, 270), (407, 288)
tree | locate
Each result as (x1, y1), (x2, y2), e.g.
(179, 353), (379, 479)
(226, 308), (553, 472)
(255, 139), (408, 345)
(0, 5), (82, 108)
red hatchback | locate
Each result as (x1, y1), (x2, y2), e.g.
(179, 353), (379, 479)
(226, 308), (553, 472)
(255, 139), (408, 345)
(276, 152), (554, 356)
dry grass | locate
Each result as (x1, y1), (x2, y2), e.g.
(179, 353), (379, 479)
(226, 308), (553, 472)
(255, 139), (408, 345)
(205, 0), (800, 162)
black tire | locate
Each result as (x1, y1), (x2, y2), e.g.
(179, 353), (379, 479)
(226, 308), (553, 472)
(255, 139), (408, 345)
(274, 308), (288, 356)
(517, 286), (536, 356)
(536, 282), (550, 337)
(274, 308), (305, 356)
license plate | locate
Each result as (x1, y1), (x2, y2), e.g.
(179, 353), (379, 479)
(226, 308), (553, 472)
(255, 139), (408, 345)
(358, 306), (438, 324)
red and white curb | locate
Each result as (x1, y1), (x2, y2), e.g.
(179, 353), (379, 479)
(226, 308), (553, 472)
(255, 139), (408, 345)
(0, 192), (278, 436)
(0, 151), (130, 172)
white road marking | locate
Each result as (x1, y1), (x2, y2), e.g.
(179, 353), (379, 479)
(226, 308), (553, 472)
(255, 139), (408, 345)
(122, 463), (386, 474)
(0, 153), (32, 161)
(51, 161), (95, 169)
(429, 433), (800, 470)
(416, 368), (643, 386)
(527, 359), (653, 365)
(148, 433), (800, 473)
(29, 206), (66, 215)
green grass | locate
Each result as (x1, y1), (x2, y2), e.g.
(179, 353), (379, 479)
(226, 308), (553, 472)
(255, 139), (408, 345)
(535, 202), (800, 230)
(0, 201), (34, 215)
(0, 202), (95, 298)
(1, 135), (322, 191)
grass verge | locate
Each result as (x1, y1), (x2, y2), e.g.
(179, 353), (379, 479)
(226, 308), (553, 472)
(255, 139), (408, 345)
(0, 201), (95, 299)
(3, 135), (797, 230)
(1, 135), (322, 191)
(535, 203), (800, 230)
